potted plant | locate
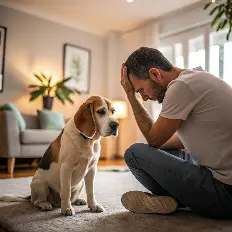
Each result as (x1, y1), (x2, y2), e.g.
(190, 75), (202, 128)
(204, 0), (232, 40)
(28, 73), (80, 110)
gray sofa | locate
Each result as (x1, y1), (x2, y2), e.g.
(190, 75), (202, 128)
(0, 110), (62, 175)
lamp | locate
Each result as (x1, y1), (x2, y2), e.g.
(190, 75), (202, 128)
(112, 100), (128, 159)
(112, 101), (128, 120)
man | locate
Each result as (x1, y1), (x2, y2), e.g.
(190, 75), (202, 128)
(120, 47), (232, 219)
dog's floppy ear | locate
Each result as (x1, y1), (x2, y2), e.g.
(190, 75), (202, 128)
(103, 97), (115, 114)
(74, 102), (96, 138)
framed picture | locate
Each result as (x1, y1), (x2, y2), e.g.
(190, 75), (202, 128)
(0, 26), (7, 93)
(63, 43), (91, 94)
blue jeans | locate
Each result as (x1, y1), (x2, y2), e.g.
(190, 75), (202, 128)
(124, 143), (232, 219)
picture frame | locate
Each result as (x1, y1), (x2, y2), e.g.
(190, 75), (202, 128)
(0, 26), (7, 93)
(63, 43), (91, 94)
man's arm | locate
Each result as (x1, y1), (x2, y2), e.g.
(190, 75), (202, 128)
(159, 133), (184, 149)
(126, 93), (154, 140)
(127, 93), (182, 147)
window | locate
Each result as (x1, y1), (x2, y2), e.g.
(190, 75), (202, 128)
(188, 35), (205, 69)
(159, 43), (184, 67)
(159, 46), (173, 64)
(209, 45), (219, 77)
(159, 26), (232, 86)
(223, 41), (232, 86)
(210, 29), (232, 84)
(174, 43), (184, 68)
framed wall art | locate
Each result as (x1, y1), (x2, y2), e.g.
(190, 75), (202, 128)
(63, 43), (91, 94)
(0, 26), (7, 92)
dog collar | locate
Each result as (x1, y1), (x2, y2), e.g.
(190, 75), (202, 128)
(80, 133), (92, 140)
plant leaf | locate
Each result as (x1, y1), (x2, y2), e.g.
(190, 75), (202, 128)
(211, 8), (224, 27)
(29, 86), (48, 101)
(28, 84), (41, 88)
(63, 77), (72, 83)
(40, 73), (48, 81)
(216, 21), (223, 31)
(226, 26), (232, 40)
(33, 73), (43, 84)
(73, 89), (81, 94)
(209, 5), (220, 16)
(48, 76), (52, 87)
(221, 19), (228, 29)
(55, 91), (65, 105)
(59, 85), (74, 93)
(204, 2), (212, 10)
(65, 95), (74, 104)
(56, 77), (72, 87)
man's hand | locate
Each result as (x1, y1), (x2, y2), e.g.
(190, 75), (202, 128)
(120, 64), (134, 96)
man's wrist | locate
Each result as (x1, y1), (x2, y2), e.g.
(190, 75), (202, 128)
(126, 91), (136, 100)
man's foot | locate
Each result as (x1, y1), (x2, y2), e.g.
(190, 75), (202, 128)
(121, 191), (177, 214)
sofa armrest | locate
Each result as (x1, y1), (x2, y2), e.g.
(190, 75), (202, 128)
(0, 111), (21, 158)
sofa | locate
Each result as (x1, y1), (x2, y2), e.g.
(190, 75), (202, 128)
(0, 110), (62, 175)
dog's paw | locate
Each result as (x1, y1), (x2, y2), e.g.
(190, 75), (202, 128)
(89, 204), (104, 213)
(74, 198), (87, 206)
(61, 207), (75, 216)
(38, 202), (53, 211)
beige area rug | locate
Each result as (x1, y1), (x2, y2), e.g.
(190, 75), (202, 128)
(0, 171), (232, 232)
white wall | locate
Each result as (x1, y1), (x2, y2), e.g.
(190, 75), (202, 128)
(158, 1), (212, 38)
(0, 5), (106, 118)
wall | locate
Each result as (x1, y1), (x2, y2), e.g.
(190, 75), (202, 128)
(157, 1), (212, 39)
(0, 5), (106, 119)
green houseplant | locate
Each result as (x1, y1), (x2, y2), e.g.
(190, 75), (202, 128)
(29, 73), (80, 110)
(204, 0), (232, 40)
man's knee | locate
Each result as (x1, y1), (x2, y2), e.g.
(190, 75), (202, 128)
(124, 143), (150, 163)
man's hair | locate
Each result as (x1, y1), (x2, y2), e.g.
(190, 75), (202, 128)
(124, 47), (174, 79)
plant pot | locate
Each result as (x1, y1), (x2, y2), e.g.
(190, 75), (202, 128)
(43, 96), (54, 110)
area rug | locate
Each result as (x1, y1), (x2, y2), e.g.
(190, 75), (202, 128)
(97, 165), (129, 172)
(0, 171), (232, 232)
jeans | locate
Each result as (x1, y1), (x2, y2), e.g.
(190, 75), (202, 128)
(124, 143), (232, 219)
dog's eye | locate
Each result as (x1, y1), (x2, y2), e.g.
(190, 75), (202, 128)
(112, 109), (116, 114)
(97, 109), (105, 115)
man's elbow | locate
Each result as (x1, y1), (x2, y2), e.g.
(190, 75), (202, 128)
(147, 138), (163, 148)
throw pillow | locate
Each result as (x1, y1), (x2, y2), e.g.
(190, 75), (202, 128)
(0, 103), (26, 131)
(37, 109), (65, 130)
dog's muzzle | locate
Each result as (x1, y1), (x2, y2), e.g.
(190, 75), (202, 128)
(109, 121), (119, 136)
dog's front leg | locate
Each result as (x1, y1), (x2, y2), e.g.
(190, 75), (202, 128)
(60, 164), (75, 216)
(85, 166), (104, 212)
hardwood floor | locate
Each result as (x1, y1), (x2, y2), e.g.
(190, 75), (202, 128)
(0, 159), (126, 179)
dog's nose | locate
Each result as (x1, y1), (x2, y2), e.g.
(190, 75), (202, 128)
(110, 121), (119, 129)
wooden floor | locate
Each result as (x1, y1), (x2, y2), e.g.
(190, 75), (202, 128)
(0, 159), (126, 179)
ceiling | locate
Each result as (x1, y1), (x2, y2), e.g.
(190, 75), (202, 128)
(0, 0), (202, 35)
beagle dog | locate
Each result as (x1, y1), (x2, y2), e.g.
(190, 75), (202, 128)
(0, 96), (119, 216)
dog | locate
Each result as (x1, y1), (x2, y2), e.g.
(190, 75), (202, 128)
(0, 96), (119, 216)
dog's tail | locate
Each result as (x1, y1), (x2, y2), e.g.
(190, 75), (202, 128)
(0, 194), (31, 202)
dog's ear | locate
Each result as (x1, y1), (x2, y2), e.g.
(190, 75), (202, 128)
(103, 97), (114, 115)
(74, 101), (96, 138)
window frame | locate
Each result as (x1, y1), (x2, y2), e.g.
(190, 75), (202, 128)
(158, 24), (232, 75)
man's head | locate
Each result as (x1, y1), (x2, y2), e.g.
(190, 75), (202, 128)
(124, 47), (174, 103)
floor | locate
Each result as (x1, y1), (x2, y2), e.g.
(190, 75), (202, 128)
(1, 172), (232, 232)
(0, 159), (126, 179)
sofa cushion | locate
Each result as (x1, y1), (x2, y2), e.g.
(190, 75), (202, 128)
(21, 144), (50, 157)
(20, 129), (61, 144)
(37, 109), (65, 130)
(0, 103), (26, 131)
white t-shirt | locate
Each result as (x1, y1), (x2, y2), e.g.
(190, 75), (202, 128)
(160, 67), (232, 185)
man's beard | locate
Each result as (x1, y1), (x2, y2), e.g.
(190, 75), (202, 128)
(149, 79), (167, 104)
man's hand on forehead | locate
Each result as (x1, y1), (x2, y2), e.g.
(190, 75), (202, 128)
(120, 63), (135, 95)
